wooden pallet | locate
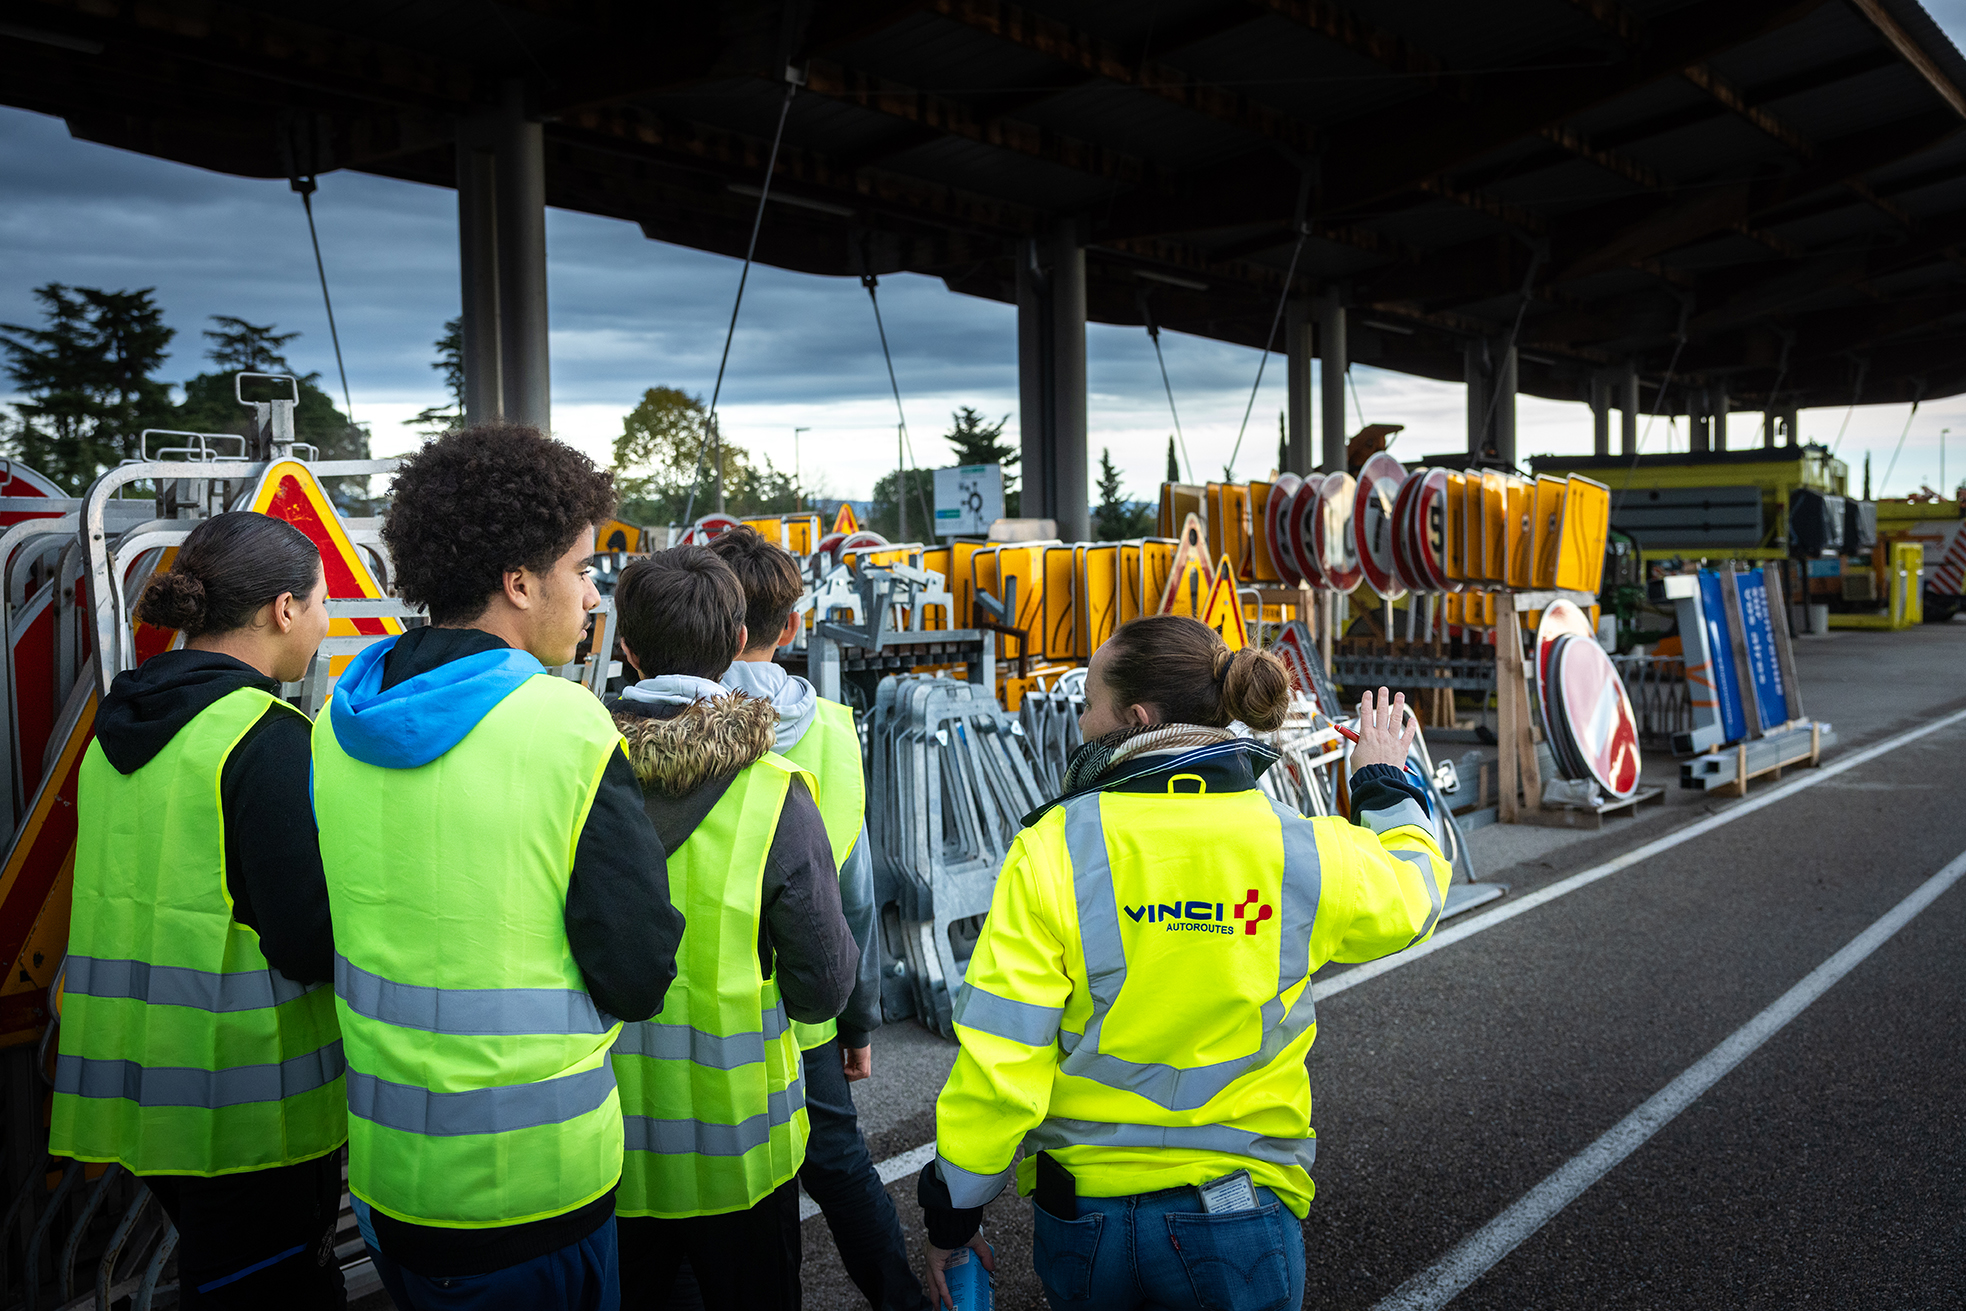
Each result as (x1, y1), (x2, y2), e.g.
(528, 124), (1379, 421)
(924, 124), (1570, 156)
(1527, 784), (1666, 830)
(1711, 721), (1822, 797)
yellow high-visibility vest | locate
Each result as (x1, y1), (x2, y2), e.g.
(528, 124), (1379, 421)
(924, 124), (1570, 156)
(613, 753), (815, 1218)
(313, 674), (626, 1229)
(52, 687), (345, 1175)
(785, 697), (862, 1050)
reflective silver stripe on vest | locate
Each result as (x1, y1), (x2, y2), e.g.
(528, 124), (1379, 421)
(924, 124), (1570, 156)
(934, 1154), (1015, 1209)
(345, 1063), (616, 1138)
(1026, 1116), (1316, 1170)
(54, 1042), (345, 1109)
(65, 955), (318, 1013)
(611, 997), (788, 1070)
(621, 1072), (806, 1158)
(1052, 795), (1321, 1111)
(1358, 794), (1437, 843)
(953, 983), (1063, 1048)
(1394, 849), (1444, 948)
(335, 955), (611, 1038)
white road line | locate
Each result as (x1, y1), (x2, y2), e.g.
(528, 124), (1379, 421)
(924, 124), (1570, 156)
(1371, 847), (1966, 1311)
(1317, 703), (1966, 1002)
(840, 706), (1966, 1209)
(801, 1140), (937, 1222)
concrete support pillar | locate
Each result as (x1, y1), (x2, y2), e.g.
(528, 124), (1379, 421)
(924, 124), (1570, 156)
(456, 132), (502, 428)
(1620, 360), (1640, 456)
(1464, 340), (1490, 464)
(1589, 373), (1611, 458)
(454, 81), (551, 433)
(1780, 407), (1799, 447)
(1466, 339), (1517, 466)
(1712, 382), (1730, 452)
(494, 81), (550, 432)
(1316, 294), (1347, 474)
(1016, 221), (1089, 541)
(1285, 298), (1313, 476)
(1494, 345), (1518, 469)
(1690, 387), (1711, 455)
(1762, 409), (1777, 449)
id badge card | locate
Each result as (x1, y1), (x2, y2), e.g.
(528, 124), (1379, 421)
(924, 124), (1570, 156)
(1197, 1169), (1258, 1214)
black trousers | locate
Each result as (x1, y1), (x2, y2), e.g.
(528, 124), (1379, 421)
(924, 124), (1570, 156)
(617, 1179), (801, 1310)
(798, 1040), (928, 1311)
(144, 1149), (346, 1310)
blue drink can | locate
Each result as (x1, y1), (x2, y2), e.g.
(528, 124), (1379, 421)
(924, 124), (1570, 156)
(944, 1242), (994, 1311)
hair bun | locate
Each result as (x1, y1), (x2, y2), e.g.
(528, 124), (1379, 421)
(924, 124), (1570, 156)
(1220, 645), (1292, 733)
(134, 570), (208, 631)
(1211, 647), (1233, 681)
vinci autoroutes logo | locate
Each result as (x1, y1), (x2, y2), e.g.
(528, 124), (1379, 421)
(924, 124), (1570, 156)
(1123, 890), (1274, 936)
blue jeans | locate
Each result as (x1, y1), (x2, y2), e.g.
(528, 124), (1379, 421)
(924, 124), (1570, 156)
(365, 1214), (619, 1311)
(1030, 1184), (1304, 1311)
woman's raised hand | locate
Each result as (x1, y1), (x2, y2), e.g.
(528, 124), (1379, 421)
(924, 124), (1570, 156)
(1349, 687), (1418, 772)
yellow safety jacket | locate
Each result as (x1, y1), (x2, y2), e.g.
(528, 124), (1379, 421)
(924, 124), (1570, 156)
(933, 769), (1450, 1218)
(785, 697), (863, 1051)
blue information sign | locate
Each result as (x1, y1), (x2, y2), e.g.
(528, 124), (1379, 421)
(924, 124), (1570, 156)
(1735, 571), (1789, 729)
(1698, 570), (1747, 744)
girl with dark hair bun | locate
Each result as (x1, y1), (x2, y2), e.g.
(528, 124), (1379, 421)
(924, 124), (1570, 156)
(917, 616), (1457, 1311)
(51, 512), (347, 1307)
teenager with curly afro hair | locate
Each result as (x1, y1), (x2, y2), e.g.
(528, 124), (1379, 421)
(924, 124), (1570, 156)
(381, 421), (619, 629)
(317, 422), (681, 1305)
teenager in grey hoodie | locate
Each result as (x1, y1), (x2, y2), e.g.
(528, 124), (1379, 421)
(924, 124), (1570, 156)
(709, 526), (928, 1311)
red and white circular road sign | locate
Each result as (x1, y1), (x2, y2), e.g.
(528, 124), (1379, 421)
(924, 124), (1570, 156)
(1353, 452), (1408, 600)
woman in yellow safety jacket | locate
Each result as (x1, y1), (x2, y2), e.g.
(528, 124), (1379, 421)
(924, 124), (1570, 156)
(917, 614), (1451, 1311)
(49, 512), (344, 1309)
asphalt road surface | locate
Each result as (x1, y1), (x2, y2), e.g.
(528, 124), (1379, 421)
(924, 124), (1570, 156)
(801, 653), (1966, 1309)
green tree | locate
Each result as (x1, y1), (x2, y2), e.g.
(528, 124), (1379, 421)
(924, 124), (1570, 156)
(1166, 436), (1180, 484)
(944, 406), (1019, 517)
(1094, 447), (1153, 540)
(410, 317), (464, 435)
(172, 314), (371, 512)
(0, 284), (177, 491)
(613, 387), (754, 525)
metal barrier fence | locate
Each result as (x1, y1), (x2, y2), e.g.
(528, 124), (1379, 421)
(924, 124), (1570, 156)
(1613, 654), (1691, 746)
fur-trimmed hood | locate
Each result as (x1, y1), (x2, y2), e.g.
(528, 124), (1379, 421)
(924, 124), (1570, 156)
(613, 692), (777, 797)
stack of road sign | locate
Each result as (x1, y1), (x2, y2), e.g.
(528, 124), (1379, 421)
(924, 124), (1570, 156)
(1662, 566), (1835, 793)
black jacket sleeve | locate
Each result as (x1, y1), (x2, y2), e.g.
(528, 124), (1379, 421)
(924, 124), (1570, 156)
(917, 1162), (985, 1250)
(1347, 762), (1433, 824)
(759, 777), (858, 1025)
(565, 748), (683, 1023)
(834, 826), (883, 1048)
(221, 707), (334, 985)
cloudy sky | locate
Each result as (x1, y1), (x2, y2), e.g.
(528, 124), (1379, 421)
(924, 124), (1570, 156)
(7, 4), (1966, 507)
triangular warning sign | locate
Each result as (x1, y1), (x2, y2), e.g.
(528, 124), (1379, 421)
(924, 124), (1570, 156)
(832, 502), (859, 535)
(1164, 554), (1211, 619)
(1158, 512), (1209, 614)
(1199, 556), (1248, 650)
(245, 460), (405, 674)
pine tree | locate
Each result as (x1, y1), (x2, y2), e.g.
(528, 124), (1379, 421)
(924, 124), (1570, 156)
(1094, 448), (1152, 540)
(1166, 436), (1180, 484)
(0, 285), (177, 491)
(411, 318), (464, 434)
(204, 316), (301, 373)
(174, 313), (371, 511)
(944, 407), (1019, 516)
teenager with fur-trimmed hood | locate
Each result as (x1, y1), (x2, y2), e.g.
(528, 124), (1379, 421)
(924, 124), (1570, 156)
(605, 546), (857, 1310)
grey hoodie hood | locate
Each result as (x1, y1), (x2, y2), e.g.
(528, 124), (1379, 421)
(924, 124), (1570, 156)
(720, 660), (818, 753)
